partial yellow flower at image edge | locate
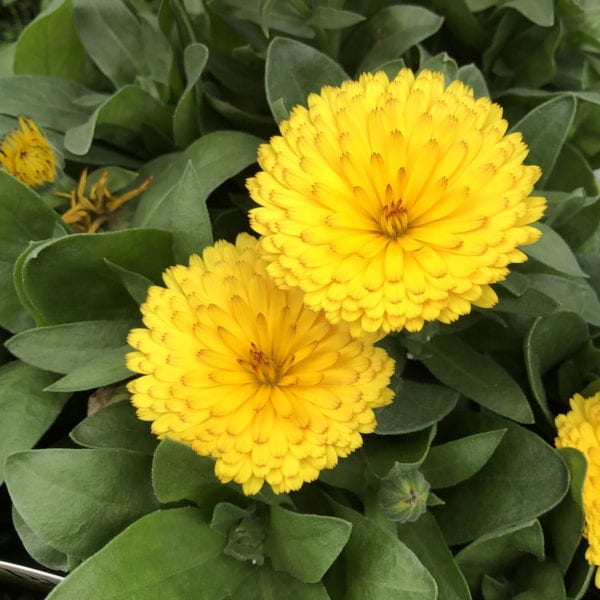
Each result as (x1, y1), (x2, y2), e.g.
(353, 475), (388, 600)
(126, 233), (395, 495)
(556, 392), (600, 587)
(247, 68), (546, 336)
(0, 116), (57, 187)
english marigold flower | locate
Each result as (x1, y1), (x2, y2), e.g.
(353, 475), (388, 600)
(57, 168), (152, 233)
(126, 233), (394, 495)
(247, 69), (546, 336)
(0, 117), (57, 187)
(555, 392), (600, 587)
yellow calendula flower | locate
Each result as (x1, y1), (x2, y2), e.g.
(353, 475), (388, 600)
(247, 69), (545, 336)
(126, 233), (394, 495)
(555, 392), (600, 587)
(0, 117), (57, 187)
(58, 168), (152, 233)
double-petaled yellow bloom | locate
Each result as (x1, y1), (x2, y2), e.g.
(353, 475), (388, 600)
(247, 69), (545, 336)
(126, 234), (394, 495)
(555, 392), (600, 587)
(0, 117), (57, 187)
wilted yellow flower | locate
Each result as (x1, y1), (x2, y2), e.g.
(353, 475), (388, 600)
(126, 233), (394, 495)
(555, 392), (600, 587)
(0, 117), (57, 187)
(247, 69), (545, 336)
(58, 168), (152, 233)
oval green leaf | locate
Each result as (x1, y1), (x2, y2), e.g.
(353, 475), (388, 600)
(6, 448), (159, 559)
(433, 413), (569, 545)
(265, 37), (348, 122)
(47, 507), (253, 599)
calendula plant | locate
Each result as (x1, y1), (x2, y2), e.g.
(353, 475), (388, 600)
(1, 0), (600, 599)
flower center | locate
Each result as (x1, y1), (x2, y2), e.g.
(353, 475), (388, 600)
(380, 199), (408, 238)
(246, 342), (280, 385)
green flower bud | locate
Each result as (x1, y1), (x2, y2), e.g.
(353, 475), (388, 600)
(378, 463), (430, 523)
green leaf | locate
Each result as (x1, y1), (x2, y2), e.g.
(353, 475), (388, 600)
(6, 448), (159, 559)
(19, 229), (175, 325)
(170, 161), (214, 262)
(345, 5), (444, 74)
(503, 0), (554, 26)
(457, 63), (489, 98)
(73, 0), (171, 88)
(230, 566), (330, 600)
(375, 378), (458, 435)
(511, 95), (576, 189)
(432, 413), (569, 545)
(420, 429), (506, 489)
(47, 507), (253, 599)
(265, 505), (351, 584)
(406, 335), (533, 424)
(364, 427), (436, 478)
(12, 508), (69, 572)
(265, 37), (348, 123)
(397, 513), (472, 600)
(526, 274), (600, 326)
(429, 0), (486, 51)
(173, 43), (208, 148)
(6, 319), (136, 374)
(513, 557), (566, 599)
(524, 224), (587, 277)
(494, 285), (558, 317)
(455, 520), (545, 592)
(524, 312), (589, 421)
(152, 438), (243, 519)
(0, 361), (69, 485)
(0, 172), (66, 332)
(307, 7), (365, 29)
(64, 85), (173, 156)
(546, 448), (586, 573)
(0, 75), (97, 131)
(545, 143), (599, 195)
(70, 400), (158, 454)
(330, 501), (437, 600)
(134, 131), (260, 230)
(42, 345), (130, 391)
(13, 0), (90, 83)
(104, 259), (154, 304)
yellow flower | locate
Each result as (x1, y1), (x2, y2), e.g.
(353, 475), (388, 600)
(0, 117), (57, 187)
(247, 69), (545, 336)
(126, 233), (394, 495)
(555, 392), (600, 587)
(57, 168), (152, 233)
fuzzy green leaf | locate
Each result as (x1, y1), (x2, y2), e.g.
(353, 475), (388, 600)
(265, 505), (351, 584)
(420, 429), (506, 489)
(47, 507), (253, 599)
(265, 37), (348, 122)
(19, 229), (174, 325)
(0, 362), (69, 485)
(70, 401), (157, 455)
(6, 448), (159, 560)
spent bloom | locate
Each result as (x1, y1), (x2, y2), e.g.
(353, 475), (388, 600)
(126, 234), (394, 495)
(555, 392), (600, 587)
(0, 117), (57, 187)
(247, 69), (545, 336)
(58, 168), (152, 233)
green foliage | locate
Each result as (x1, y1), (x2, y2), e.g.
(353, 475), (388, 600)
(2, 0), (600, 597)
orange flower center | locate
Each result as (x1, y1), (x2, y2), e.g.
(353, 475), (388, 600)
(238, 343), (280, 385)
(381, 199), (408, 238)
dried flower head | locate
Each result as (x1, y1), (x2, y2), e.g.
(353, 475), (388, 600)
(555, 392), (600, 587)
(58, 169), (152, 233)
(0, 117), (57, 187)
(126, 234), (394, 495)
(247, 69), (545, 336)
